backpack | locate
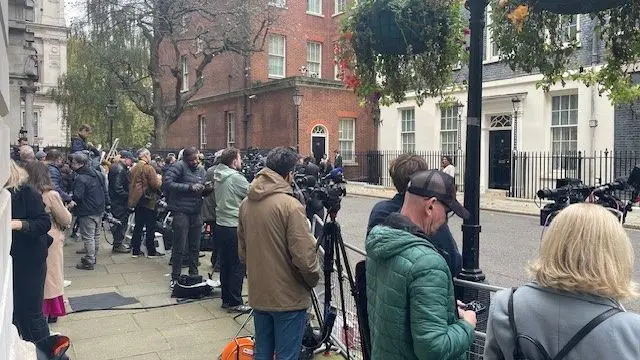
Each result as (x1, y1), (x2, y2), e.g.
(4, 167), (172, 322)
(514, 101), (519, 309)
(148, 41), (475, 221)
(508, 287), (622, 360)
(170, 274), (220, 299)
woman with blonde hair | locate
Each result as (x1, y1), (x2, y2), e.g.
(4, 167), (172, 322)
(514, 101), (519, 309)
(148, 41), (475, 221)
(24, 161), (72, 323)
(5, 160), (52, 342)
(484, 203), (640, 360)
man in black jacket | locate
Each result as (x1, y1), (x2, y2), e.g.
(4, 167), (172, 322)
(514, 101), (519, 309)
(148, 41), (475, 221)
(108, 151), (135, 253)
(71, 152), (110, 270)
(367, 154), (462, 277)
(44, 150), (72, 203)
(163, 146), (206, 288)
(71, 124), (100, 157)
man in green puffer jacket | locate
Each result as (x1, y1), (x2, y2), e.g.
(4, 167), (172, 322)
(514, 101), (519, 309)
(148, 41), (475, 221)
(366, 170), (477, 360)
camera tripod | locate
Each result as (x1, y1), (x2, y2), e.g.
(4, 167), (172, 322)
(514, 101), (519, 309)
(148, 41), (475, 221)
(316, 204), (361, 359)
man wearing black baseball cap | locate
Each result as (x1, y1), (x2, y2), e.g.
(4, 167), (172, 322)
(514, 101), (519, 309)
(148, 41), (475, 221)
(366, 169), (476, 360)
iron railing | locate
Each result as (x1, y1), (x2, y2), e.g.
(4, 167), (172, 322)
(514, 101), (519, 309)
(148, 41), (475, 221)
(311, 215), (506, 360)
(510, 150), (640, 200)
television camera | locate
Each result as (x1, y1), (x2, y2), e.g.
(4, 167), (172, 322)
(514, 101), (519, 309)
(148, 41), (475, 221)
(241, 149), (267, 182)
(294, 168), (347, 214)
(537, 166), (640, 225)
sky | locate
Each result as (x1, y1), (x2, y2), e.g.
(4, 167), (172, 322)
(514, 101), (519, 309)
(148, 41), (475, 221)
(64, 0), (86, 26)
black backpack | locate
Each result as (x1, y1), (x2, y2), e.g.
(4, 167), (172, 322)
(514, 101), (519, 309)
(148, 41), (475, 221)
(508, 287), (621, 360)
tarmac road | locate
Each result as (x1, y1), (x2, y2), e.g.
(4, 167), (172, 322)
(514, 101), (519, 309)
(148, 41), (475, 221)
(338, 195), (640, 312)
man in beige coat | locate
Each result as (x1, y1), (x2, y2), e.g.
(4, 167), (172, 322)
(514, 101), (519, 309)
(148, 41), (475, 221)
(238, 147), (321, 360)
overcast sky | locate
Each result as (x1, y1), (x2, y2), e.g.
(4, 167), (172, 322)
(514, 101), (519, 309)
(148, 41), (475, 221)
(64, 0), (85, 26)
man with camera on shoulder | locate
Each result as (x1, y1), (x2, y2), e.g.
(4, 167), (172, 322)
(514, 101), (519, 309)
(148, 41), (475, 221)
(238, 147), (322, 360)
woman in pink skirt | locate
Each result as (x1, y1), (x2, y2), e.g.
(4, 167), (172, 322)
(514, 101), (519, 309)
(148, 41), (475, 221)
(25, 161), (73, 323)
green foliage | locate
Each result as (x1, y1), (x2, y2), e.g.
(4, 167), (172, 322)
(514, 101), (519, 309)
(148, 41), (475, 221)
(51, 35), (153, 148)
(490, 0), (640, 104)
(335, 0), (467, 110)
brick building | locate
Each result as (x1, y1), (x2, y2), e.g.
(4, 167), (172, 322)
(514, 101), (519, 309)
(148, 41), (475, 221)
(163, 0), (376, 165)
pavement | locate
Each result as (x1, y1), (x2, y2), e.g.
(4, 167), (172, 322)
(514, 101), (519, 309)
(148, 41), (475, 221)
(52, 235), (343, 360)
(345, 182), (640, 229)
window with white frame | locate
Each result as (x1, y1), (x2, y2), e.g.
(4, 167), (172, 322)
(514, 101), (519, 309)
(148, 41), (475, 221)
(227, 112), (236, 147)
(551, 94), (578, 170)
(485, 5), (500, 61)
(268, 34), (286, 78)
(198, 115), (207, 148)
(400, 109), (416, 153)
(308, 0), (322, 14)
(268, 0), (286, 8)
(440, 107), (458, 154)
(339, 119), (355, 162)
(181, 55), (189, 92)
(335, 0), (346, 14)
(307, 42), (322, 77)
(560, 15), (579, 43)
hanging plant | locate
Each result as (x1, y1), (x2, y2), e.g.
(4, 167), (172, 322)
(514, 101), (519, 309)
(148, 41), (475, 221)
(335, 0), (467, 120)
(490, 0), (640, 104)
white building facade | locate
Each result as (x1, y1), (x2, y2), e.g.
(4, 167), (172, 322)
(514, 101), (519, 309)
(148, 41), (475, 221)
(377, 12), (624, 196)
(8, 0), (67, 147)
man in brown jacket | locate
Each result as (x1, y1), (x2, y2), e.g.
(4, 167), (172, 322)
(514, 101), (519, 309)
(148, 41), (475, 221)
(238, 147), (321, 360)
(128, 148), (164, 257)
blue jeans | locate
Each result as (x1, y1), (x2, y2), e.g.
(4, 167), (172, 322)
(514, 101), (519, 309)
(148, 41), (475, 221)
(253, 309), (307, 360)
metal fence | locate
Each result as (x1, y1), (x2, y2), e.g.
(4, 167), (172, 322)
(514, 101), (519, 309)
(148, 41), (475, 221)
(510, 150), (640, 200)
(311, 215), (505, 360)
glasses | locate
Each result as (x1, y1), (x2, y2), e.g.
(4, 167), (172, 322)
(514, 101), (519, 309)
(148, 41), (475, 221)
(438, 200), (455, 219)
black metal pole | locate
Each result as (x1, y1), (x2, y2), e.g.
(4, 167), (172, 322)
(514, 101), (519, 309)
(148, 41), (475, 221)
(295, 106), (300, 154)
(459, 0), (486, 282)
(109, 115), (114, 149)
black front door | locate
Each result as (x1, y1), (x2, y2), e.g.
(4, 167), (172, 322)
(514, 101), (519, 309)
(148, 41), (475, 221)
(312, 136), (326, 164)
(489, 130), (512, 190)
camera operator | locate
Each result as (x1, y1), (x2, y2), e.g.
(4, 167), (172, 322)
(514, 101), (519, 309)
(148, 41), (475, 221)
(164, 147), (207, 289)
(238, 147), (321, 359)
(367, 154), (462, 277)
(128, 148), (164, 258)
(70, 152), (110, 270)
(107, 151), (135, 254)
(214, 148), (250, 313)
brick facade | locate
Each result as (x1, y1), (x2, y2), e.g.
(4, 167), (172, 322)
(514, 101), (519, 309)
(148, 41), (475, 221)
(161, 0), (377, 157)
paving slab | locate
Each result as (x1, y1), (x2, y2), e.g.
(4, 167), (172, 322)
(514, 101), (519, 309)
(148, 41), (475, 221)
(157, 317), (252, 349)
(132, 302), (214, 329)
(117, 281), (172, 298)
(63, 273), (127, 290)
(115, 354), (161, 360)
(105, 262), (167, 275)
(156, 338), (229, 360)
(50, 313), (140, 341)
(71, 329), (170, 360)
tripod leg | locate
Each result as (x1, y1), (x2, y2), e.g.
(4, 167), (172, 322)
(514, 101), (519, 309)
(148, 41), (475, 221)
(333, 230), (350, 360)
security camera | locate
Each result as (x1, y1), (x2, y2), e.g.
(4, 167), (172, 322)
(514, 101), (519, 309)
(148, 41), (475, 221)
(248, 94), (256, 100)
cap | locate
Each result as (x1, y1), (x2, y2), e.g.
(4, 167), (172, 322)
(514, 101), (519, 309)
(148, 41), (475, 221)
(35, 151), (46, 160)
(407, 170), (470, 220)
(120, 150), (136, 160)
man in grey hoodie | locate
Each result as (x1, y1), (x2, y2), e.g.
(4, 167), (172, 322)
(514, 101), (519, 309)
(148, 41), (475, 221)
(214, 148), (250, 313)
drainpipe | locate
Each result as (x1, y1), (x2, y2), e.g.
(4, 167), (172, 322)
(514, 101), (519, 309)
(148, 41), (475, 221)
(589, 24), (600, 155)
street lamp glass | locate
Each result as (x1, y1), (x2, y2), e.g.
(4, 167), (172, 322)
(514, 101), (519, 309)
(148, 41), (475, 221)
(511, 97), (521, 113)
(105, 100), (118, 117)
(292, 89), (303, 106)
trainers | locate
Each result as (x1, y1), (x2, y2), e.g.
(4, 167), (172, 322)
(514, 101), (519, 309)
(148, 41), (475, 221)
(169, 280), (177, 291)
(227, 304), (252, 313)
(147, 252), (166, 258)
(63, 280), (72, 288)
(112, 244), (131, 254)
(131, 250), (144, 258)
(75, 259), (95, 270)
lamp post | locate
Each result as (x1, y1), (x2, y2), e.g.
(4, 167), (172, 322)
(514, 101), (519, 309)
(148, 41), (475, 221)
(454, 101), (465, 151)
(511, 97), (521, 197)
(105, 99), (118, 148)
(292, 88), (303, 153)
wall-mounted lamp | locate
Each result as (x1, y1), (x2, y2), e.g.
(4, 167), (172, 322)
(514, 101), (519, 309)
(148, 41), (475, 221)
(589, 119), (599, 128)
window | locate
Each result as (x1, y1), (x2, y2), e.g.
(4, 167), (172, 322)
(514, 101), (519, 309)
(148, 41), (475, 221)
(339, 119), (355, 162)
(20, 110), (39, 138)
(308, 0), (322, 15)
(198, 115), (207, 149)
(335, 0), (346, 14)
(181, 56), (189, 92)
(226, 112), (236, 147)
(560, 15), (579, 43)
(269, 0), (286, 7)
(400, 109), (416, 153)
(440, 107), (459, 154)
(268, 34), (286, 78)
(485, 6), (499, 61)
(551, 94), (578, 170)
(307, 42), (322, 77)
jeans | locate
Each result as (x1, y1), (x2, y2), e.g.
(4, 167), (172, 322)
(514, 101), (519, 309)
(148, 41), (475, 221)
(13, 257), (50, 342)
(171, 212), (202, 280)
(132, 206), (157, 253)
(78, 215), (102, 263)
(216, 224), (245, 307)
(253, 310), (307, 360)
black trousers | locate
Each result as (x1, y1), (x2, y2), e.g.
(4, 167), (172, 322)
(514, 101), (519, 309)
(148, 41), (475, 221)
(216, 224), (245, 307)
(132, 206), (156, 253)
(110, 204), (129, 247)
(13, 258), (50, 343)
(204, 221), (220, 268)
(171, 212), (202, 280)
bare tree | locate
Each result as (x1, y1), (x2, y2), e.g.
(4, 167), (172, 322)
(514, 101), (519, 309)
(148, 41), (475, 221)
(79, 0), (276, 147)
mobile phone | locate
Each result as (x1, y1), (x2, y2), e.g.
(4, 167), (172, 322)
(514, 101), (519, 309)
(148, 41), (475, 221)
(462, 300), (487, 314)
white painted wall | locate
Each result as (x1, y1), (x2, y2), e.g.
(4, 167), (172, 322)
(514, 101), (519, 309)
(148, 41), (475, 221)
(378, 74), (616, 192)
